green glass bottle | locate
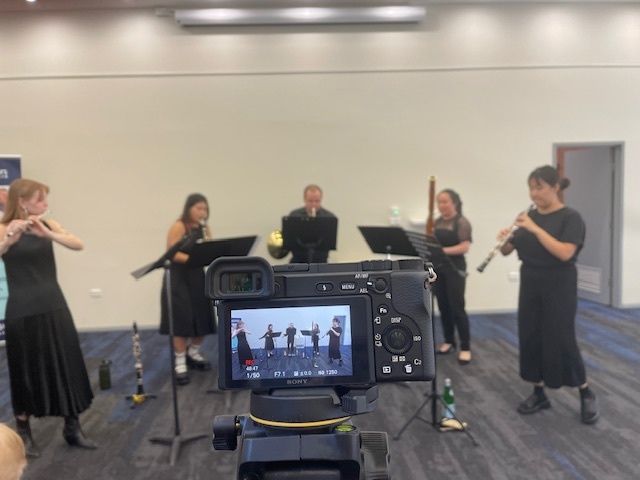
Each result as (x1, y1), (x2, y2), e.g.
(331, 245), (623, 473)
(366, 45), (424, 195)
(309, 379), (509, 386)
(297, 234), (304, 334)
(442, 378), (455, 419)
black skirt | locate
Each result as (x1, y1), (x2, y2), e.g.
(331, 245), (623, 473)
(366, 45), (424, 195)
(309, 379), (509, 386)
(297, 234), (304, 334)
(5, 307), (94, 417)
(160, 263), (216, 337)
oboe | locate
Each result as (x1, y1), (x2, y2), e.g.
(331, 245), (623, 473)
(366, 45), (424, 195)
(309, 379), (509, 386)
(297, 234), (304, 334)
(476, 206), (533, 273)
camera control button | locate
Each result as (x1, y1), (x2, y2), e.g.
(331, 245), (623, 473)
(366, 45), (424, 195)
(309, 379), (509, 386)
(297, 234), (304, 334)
(378, 305), (389, 315)
(340, 282), (356, 291)
(382, 325), (412, 355)
(404, 364), (413, 374)
(382, 365), (392, 374)
(374, 333), (382, 341)
(315, 283), (334, 292)
(374, 278), (387, 292)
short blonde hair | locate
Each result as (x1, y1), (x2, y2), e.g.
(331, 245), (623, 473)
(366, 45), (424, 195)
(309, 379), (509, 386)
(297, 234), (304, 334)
(0, 423), (27, 480)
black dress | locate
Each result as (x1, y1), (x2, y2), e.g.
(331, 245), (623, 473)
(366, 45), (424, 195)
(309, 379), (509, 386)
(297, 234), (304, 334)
(328, 327), (342, 360)
(510, 207), (587, 388)
(160, 224), (216, 336)
(260, 332), (275, 351)
(433, 215), (472, 350)
(236, 331), (253, 367)
(3, 230), (93, 417)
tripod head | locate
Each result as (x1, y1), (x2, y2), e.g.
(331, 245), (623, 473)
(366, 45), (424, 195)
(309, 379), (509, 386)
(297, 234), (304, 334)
(213, 387), (389, 480)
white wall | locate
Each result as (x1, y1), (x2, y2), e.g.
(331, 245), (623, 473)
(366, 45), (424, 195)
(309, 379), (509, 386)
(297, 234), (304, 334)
(1, 3), (639, 329)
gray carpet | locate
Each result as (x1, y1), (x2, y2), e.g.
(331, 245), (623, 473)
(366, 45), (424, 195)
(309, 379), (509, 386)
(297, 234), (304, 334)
(1, 300), (639, 479)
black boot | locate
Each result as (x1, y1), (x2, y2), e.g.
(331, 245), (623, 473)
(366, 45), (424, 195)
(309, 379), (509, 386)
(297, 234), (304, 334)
(580, 387), (599, 425)
(16, 417), (41, 458)
(63, 416), (97, 450)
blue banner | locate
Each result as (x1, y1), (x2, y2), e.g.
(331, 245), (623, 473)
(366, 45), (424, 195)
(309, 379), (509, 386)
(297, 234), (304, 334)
(0, 155), (22, 344)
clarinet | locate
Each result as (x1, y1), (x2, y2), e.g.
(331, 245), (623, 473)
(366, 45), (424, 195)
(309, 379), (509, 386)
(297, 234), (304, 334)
(131, 322), (146, 399)
(476, 205), (534, 273)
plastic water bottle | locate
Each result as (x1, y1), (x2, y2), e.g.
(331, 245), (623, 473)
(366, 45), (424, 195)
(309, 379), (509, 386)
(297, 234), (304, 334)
(389, 206), (401, 226)
(443, 378), (455, 419)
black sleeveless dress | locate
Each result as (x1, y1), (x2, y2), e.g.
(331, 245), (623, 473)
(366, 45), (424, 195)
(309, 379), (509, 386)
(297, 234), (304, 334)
(3, 230), (93, 417)
(159, 224), (216, 336)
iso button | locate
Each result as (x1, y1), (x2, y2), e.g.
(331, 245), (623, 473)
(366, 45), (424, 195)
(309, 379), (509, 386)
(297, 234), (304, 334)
(315, 283), (334, 292)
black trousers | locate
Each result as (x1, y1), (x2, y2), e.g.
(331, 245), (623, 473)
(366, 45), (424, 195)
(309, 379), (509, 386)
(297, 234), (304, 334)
(433, 263), (470, 350)
(518, 265), (586, 388)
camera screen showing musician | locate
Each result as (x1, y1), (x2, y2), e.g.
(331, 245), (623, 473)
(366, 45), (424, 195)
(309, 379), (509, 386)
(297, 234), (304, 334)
(230, 305), (353, 381)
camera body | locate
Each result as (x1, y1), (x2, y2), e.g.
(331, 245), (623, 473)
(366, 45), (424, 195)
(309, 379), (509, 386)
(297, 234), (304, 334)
(207, 256), (435, 391)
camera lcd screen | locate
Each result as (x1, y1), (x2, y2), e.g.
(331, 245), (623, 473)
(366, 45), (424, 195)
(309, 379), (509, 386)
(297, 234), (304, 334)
(219, 296), (374, 389)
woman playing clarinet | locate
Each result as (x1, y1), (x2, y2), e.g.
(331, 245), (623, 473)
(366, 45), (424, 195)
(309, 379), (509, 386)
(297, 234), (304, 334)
(260, 324), (276, 358)
(499, 165), (598, 424)
(432, 189), (473, 365)
(326, 317), (343, 366)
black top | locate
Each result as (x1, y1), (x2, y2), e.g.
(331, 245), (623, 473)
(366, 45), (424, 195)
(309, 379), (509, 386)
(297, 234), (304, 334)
(434, 215), (472, 271)
(286, 327), (297, 340)
(3, 229), (68, 319)
(511, 207), (585, 268)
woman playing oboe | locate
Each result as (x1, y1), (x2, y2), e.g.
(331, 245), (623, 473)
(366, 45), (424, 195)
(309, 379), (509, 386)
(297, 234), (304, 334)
(432, 189), (473, 365)
(499, 165), (598, 424)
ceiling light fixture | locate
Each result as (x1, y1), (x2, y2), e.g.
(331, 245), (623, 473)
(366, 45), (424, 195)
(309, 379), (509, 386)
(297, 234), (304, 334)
(174, 6), (426, 27)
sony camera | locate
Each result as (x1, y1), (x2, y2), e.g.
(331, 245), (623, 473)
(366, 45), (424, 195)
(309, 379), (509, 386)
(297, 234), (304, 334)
(206, 256), (435, 391)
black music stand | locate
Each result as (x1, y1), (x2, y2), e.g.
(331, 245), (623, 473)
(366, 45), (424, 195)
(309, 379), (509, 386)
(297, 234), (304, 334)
(357, 226), (477, 446)
(130, 231), (208, 466)
(259, 332), (281, 371)
(300, 330), (313, 359)
(358, 226), (418, 259)
(282, 216), (337, 263)
(194, 237), (259, 402)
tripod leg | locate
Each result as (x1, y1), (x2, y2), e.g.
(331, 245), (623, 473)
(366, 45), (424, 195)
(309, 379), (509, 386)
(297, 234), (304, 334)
(437, 397), (479, 446)
(393, 395), (431, 440)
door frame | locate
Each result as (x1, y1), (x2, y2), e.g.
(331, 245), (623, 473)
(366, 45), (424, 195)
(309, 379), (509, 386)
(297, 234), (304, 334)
(553, 141), (624, 308)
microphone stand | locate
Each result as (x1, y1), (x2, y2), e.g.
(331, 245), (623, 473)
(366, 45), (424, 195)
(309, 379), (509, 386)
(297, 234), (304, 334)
(131, 232), (208, 465)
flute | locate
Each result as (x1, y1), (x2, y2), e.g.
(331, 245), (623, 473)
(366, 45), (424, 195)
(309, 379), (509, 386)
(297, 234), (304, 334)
(7, 210), (51, 237)
(476, 206), (533, 273)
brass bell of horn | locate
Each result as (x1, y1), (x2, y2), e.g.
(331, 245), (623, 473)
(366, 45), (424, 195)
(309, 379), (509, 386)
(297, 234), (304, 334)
(267, 229), (289, 259)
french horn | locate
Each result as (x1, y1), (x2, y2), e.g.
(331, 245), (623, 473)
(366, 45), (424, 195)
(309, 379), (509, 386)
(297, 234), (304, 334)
(267, 229), (289, 259)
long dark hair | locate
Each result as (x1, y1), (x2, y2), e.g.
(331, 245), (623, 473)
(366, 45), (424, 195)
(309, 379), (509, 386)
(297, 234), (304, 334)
(528, 166), (570, 191)
(180, 193), (209, 224)
(439, 189), (463, 216)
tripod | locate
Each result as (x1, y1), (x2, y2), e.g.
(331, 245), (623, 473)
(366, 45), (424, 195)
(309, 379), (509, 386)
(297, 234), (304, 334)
(148, 261), (208, 465)
(393, 265), (478, 446)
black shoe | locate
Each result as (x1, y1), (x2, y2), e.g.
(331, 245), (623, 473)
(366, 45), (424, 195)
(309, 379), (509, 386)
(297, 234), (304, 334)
(581, 393), (599, 424)
(16, 418), (41, 458)
(186, 355), (211, 371)
(63, 416), (98, 450)
(175, 370), (190, 385)
(517, 393), (551, 414)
